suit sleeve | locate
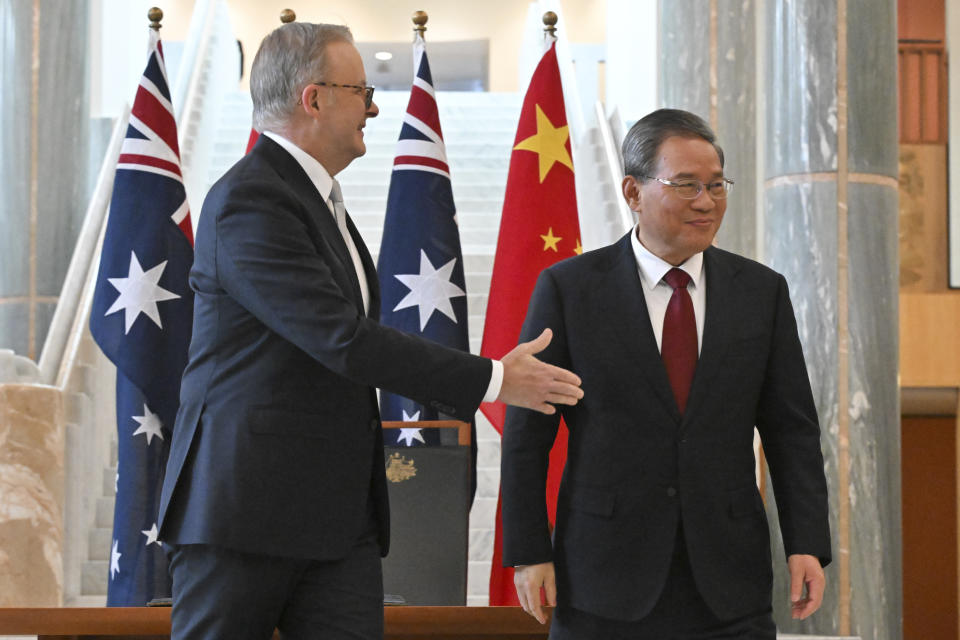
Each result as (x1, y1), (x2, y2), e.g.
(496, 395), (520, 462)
(756, 274), (832, 567)
(500, 268), (570, 567)
(209, 173), (490, 420)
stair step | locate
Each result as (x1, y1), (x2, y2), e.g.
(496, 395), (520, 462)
(103, 467), (116, 497)
(88, 527), (113, 561)
(95, 496), (115, 529)
(351, 210), (501, 229)
(81, 561), (108, 596)
(66, 594), (108, 607)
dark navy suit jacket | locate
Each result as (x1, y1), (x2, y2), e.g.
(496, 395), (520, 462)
(158, 136), (490, 560)
(501, 233), (831, 621)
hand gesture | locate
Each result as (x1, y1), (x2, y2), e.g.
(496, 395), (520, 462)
(498, 329), (583, 414)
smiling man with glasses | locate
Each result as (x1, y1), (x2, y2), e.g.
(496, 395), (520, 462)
(158, 21), (584, 640)
(502, 108), (831, 639)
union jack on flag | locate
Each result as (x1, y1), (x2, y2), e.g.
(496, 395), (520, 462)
(377, 33), (476, 495)
(90, 26), (194, 606)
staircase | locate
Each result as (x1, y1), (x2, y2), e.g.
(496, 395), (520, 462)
(77, 452), (116, 603)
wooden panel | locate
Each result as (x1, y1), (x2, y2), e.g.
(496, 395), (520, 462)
(0, 606), (550, 639)
(902, 415), (958, 640)
(900, 293), (960, 386)
(898, 44), (947, 143)
(382, 420), (471, 446)
(899, 144), (948, 291)
(898, 0), (945, 41)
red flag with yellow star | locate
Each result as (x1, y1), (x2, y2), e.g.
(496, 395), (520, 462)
(481, 41), (580, 606)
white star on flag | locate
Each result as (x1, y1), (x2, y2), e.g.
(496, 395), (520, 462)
(393, 250), (465, 331)
(132, 404), (164, 445)
(141, 523), (160, 546)
(105, 251), (181, 334)
(397, 409), (425, 446)
(110, 539), (121, 579)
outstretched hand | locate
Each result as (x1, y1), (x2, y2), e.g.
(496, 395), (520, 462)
(498, 329), (583, 414)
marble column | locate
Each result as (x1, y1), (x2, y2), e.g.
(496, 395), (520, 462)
(660, 1), (901, 638)
(0, 382), (65, 606)
(0, 0), (92, 360)
(659, 0), (757, 259)
(763, 1), (901, 638)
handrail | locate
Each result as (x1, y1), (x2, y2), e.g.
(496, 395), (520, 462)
(517, 2), (587, 141)
(38, 107), (130, 385)
(176, 0), (216, 134)
(594, 100), (634, 234)
(173, 0), (240, 225)
(171, 0), (214, 124)
(539, 1), (587, 140)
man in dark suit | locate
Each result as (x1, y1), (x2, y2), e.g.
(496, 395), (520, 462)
(502, 109), (831, 639)
(157, 23), (582, 640)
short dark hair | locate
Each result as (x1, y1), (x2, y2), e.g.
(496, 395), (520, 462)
(621, 108), (725, 179)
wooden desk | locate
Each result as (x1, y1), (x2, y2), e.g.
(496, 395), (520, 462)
(0, 606), (551, 639)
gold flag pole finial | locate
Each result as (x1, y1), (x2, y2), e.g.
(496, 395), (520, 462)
(542, 11), (558, 38)
(412, 11), (428, 38)
(148, 7), (163, 31)
(280, 8), (296, 23)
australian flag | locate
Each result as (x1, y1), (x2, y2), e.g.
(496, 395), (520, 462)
(377, 34), (476, 487)
(89, 27), (194, 606)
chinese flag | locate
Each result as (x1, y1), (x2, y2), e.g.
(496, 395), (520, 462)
(480, 42), (581, 606)
(245, 128), (259, 154)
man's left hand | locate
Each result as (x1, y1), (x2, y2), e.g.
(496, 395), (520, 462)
(787, 553), (825, 619)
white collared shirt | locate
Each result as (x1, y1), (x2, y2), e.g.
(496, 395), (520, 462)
(261, 131), (503, 403)
(263, 131), (370, 314)
(630, 226), (706, 354)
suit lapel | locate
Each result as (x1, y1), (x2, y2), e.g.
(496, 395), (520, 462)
(600, 233), (682, 423)
(682, 247), (738, 423)
(254, 136), (367, 314)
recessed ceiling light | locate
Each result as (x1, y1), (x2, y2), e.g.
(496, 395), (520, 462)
(374, 51), (393, 61)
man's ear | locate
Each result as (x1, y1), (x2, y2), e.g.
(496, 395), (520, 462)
(622, 175), (642, 213)
(299, 85), (321, 115)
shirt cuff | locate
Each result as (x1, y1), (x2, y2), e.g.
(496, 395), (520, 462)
(483, 360), (504, 403)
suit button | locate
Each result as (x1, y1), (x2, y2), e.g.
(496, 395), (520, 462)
(369, 419), (378, 431)
(666, 487), (677, 497)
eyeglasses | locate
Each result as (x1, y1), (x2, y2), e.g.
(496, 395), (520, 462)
(643, 176), (735, 200)
(301, 81), (376, 109)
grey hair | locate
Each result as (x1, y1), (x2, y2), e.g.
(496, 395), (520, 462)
(621, 108), (725, 179)
(250, 22), (354, 132)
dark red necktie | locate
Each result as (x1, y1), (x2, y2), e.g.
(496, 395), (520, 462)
(661, 268), (697, 414)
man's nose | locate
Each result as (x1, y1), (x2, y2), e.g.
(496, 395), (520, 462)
(367, 100), (379, 118)
(690, 186), (716, 210)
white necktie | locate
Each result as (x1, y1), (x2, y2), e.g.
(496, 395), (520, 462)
(329, 179), (369, 314)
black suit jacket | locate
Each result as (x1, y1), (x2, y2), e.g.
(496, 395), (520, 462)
(501, 232), (831, 621)
(158, 136), (491, 560)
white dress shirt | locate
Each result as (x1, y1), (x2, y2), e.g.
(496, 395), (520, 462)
(630, 226), (706, 354)
(261, 131), (503, 402)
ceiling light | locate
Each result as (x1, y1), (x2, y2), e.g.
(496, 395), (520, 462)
(374, 51), (393, 61)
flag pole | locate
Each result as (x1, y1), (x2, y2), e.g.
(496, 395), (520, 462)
(542, 10), (557, 38)
(280, 8), (296, 23)
(148, 7), (162, 31)
(412, 10), (427, 38)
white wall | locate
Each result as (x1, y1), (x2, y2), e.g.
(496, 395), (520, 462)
(604, 0), (657, 124)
